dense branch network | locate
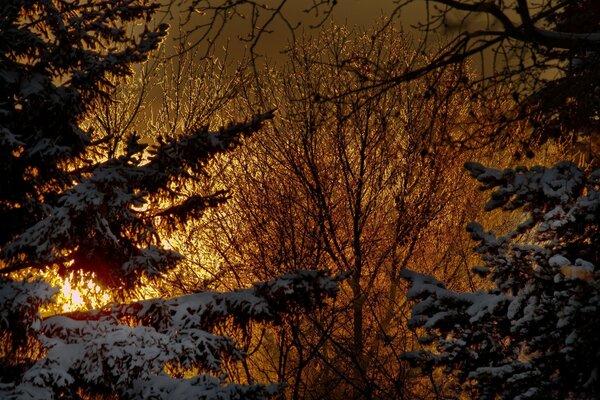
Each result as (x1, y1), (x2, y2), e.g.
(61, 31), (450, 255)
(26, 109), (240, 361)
(388, 1), (600, 151)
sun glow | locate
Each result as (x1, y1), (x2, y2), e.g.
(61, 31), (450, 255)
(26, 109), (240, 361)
(61, 279), (84, 311)
(58, 272), (111, 312)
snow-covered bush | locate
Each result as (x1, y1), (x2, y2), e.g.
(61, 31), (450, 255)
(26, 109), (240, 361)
(402, 161), (599, 399)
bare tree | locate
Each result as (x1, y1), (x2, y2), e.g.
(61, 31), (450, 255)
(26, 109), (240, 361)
(159, 0), (338, 61)
(334, 1), (600, 160)
(155, 1), (600, 155)
(191, 23), (521, 399)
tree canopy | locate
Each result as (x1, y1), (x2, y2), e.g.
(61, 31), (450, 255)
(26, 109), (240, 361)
(403, 161), (600, 398)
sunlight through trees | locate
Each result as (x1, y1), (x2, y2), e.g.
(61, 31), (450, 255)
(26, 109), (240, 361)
(1, 1), (598, 399)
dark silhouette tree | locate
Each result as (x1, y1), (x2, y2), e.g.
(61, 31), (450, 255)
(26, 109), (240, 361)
(372, 0), (600, 157)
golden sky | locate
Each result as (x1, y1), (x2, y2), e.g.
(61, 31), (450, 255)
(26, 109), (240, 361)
(177, 0), (429, 62)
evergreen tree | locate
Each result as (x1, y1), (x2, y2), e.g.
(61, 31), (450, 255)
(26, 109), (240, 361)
(0, 1), (340, 399)
(402, 161), (600, 399)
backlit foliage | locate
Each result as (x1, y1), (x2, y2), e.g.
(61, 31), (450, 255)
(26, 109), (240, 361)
(188, 23), (525, 399)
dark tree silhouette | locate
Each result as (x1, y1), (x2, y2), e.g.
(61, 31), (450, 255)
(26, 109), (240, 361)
(380, 0), (600, 156)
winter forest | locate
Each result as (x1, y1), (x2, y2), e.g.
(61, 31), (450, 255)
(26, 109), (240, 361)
(0, 1), (599, 399)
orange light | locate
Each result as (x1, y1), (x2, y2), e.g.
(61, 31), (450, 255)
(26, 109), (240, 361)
(61, 279), (83, 311)
(58, 271), (111, 312)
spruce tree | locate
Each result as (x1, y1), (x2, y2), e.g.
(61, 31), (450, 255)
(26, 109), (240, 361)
(403, 161), (599, 399)
(0, 1), (340, 399)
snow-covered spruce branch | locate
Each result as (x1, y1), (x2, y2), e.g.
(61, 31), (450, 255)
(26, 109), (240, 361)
(59, 269), (341, 329)
(0, 112), (275, 283)
(0, 270), (342, 400)
(402, 161), (599, 399)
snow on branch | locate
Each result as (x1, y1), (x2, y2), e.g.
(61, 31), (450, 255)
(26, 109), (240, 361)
(65, 269), (340, 330)
(0, 277), (58, 351)
(402, 162), (600, 398)
(1, 112), (275, 286)
(465, 161), (584, 210)
(0, 270), (340, 399)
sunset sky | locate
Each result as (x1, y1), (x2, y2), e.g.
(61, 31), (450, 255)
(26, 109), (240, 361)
(176, 0), (430, 62)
